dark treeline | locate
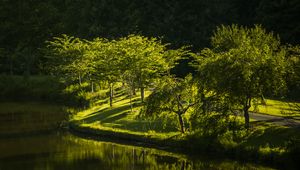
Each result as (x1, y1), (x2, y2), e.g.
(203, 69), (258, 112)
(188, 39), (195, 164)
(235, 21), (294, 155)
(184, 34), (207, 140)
(1, 0), (300, 75)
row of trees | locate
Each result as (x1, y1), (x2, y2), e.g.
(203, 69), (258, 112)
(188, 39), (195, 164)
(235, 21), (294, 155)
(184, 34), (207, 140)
(47, 25), (299, 134)
(144, 25), (300, 133)
(46, 34), (188, 107)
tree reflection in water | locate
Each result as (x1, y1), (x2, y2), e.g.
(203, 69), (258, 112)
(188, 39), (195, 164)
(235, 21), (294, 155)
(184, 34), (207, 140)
(0, 132), (273, 170)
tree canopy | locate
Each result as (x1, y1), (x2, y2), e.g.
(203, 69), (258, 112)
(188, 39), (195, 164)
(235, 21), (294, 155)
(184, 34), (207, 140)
(194, 25), (287, 128)
(1, 0), (299, 75)
(142, 75), (197, 133)
(45, 34), (189, 107)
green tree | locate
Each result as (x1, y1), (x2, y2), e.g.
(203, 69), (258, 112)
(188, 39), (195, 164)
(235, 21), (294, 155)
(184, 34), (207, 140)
(195, 25), (286, 128)
(285, 45), (300, 100)
(0, 0), (64, 74)
(88, 38), (121, 107)
(142, 75), (196, 133)
(45, 34), (90, 84)
(118, 35), (182, 103)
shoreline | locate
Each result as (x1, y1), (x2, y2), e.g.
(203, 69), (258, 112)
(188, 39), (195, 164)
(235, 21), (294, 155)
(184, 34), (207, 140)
(1, 101), (298, 169)
(68, 122), (184, 154)
(69, 121), (298, 170)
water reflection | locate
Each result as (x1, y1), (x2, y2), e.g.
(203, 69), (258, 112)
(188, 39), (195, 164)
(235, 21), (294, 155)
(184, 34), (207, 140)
(0, 103), (67, 135)
(0, 104), (275, 170)
(0, 132), (275, 170)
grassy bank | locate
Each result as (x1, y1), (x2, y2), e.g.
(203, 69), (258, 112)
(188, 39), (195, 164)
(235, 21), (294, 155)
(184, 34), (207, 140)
(70, 90), (300, 169)
(71, 89), (180, 141)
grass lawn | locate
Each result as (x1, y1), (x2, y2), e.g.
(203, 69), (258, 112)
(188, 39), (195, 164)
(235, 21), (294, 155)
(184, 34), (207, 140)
(71, 89), (180, 141)
(71, 90), (300, 168)
(72, 90), (300, 144)
(242, 122), (300, 149)
(250, 99), (300, 119)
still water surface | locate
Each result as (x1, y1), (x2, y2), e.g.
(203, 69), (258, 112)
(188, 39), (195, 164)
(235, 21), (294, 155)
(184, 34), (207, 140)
(0, 131), (276, 170)
(0, 103), (275, 170)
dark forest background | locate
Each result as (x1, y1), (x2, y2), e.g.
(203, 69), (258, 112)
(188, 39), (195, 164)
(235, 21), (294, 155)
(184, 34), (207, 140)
(1, 0), (300, 76)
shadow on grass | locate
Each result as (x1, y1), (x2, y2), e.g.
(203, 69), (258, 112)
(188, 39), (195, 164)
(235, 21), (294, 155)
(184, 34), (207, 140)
(102, 112), (129, 123)
(80, 97), (177, 133)
(81, 104), (133, 124)
(115, 120), (178, 133)
(94, 92), (141, 106)
(277, 107), (300, 112)
(242, 125), (300, 148)
(253, 118), (300, 128)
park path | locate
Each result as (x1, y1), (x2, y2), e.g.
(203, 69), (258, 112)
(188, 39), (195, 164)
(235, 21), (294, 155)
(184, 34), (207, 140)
(250, 112), (300, 127)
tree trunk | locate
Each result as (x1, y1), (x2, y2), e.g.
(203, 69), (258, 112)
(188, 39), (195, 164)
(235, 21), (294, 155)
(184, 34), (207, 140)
(138, 74), (144, 102)
(243, 107), (250, 129)
(130, 89), (133, 113)
(109, 83), (113, 107)
(91, 81), (94, 93)
(132, 85), (136, 95)
(243, 96), (251, 129)
(130, 97), (133, 112)
(141, 86), (144, 103)
(261, 94), (266, 105)
(122, 82), (125, 89)
(177, 113), (185, 133)
(111, 83), (114, 97)
(78, 73), (82, 85)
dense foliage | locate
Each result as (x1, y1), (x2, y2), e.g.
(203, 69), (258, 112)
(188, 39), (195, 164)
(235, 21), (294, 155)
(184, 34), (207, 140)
(0, 0), (299, 134)
(142, 75), (197, 133)
(1, 0), (300, 76)
(45, 34), (188, 107)
(194, 25), (287, 128)
(0, 2), (299, 167)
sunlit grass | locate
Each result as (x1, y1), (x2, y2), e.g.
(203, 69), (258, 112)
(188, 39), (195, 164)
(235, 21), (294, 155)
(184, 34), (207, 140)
(250, 99), (300, 119)
(238, 122), (300, 159)
(71, 89), (300, 168)
(72, 89), (180, 140)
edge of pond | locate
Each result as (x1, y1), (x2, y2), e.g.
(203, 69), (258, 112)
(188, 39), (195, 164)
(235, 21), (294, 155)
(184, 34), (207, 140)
(68, 122), (185, 154)
(68, 121), (298, 170)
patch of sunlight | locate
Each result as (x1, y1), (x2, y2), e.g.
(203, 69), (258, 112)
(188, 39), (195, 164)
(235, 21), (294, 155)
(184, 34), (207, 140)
(81, 122), (180, 140)
(250, 99), (300, 118)
(73, 89), (180, 139)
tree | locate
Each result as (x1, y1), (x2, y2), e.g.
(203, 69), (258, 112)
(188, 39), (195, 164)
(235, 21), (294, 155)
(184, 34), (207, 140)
(0, 0), (64, 75)
(45, 34), (90, 84)
(88, 38), (121, 107)
(195, 25), (286, 128)
(142, 75), (196, 133)
(45, 34), (186, 107)
(118, 35), (181, 103)
(285, 45), (300, 100)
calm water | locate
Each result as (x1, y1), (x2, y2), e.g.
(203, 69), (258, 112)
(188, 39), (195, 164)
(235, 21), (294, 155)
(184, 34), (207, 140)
(0, 104), (275, 170)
